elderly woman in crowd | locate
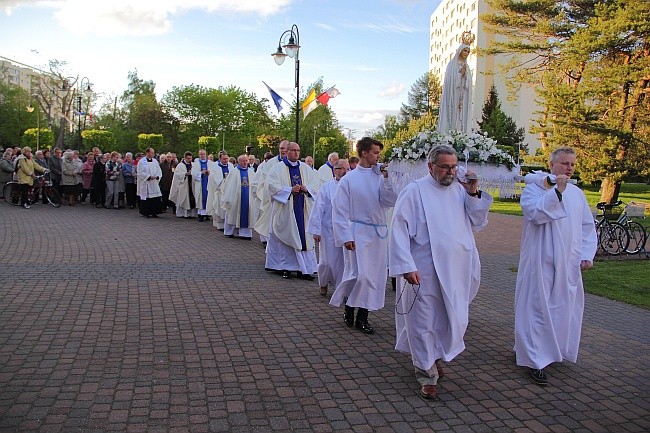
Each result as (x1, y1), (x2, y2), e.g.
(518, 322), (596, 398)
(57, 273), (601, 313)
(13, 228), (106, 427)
(15, 146), (46, 208)
(122, 152), (137, 209)
(72, 150), (84, 205)
(91, 153), (107, 208)
(0, 148), (14, 199)
(81, 151), (95, 204)
(61, 150), (77, 206)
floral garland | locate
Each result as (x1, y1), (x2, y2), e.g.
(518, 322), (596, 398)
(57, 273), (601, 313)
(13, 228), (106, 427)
(389, 129), (515, 169)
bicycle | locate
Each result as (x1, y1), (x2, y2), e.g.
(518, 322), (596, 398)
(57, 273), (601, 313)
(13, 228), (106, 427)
(594, 201), (629, 255)
(616, 201), (648, 255)
(4, 173), (62, 208)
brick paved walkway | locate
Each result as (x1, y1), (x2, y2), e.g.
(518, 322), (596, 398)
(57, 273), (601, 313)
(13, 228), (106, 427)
(0, 204), (648, 433)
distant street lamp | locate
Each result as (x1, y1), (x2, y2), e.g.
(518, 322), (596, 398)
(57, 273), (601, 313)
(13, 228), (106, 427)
(26, 103), (40, 150)
(271, 24), (300, 143)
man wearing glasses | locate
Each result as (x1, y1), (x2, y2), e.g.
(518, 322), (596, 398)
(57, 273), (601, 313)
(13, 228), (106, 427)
(389, 144), (493, 400)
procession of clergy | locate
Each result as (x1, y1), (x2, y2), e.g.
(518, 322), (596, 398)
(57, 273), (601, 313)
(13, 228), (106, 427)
(155, 137), (596, 400)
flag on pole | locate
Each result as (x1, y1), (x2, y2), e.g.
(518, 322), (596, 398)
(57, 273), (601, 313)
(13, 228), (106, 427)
(316, 86), (340, 106)
(302, 89), (318, 119)
(262, 81), (286, 113)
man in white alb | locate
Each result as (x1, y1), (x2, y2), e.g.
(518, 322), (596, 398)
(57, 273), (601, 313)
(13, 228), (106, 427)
(317, 152), (339, 187)
(307, 158), (350, 296)
(222, 154), (258, 240)
(254, 141), (289, 245)
(330, 137), (397, 335)
(514, 146), (597, 386)
(389, 144), (493, 399)
(169, 151), (197, 218)
(207, 151), (233, 228)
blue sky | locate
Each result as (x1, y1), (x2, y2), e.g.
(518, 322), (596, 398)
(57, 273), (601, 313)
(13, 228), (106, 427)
(1, 0), (440, 139)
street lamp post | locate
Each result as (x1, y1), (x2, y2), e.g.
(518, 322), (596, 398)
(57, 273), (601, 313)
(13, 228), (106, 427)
(312, 125), (317, 159)
(271, 24), (300, 144)
(77, 77), (92, 151)
(26, 103), (40, 150)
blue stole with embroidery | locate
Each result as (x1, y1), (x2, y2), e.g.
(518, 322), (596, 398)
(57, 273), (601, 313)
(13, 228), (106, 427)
(284, 159), (307, 251)
(218, 161), (229, 177)
(200, 159), (209, 209)
(326, 161), (334, 176)
(238, 166), (249, 228)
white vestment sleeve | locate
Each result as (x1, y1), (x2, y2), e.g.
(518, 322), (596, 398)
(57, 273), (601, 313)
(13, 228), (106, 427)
(306, 187), (326, 236)
(520, 185), (567, 225)
(388, 186), (419, 277)
(272, 188), (292, 204)
(464, 191), (493, 232)
(332, 177), (353, 247)
(580, 194), (598, 261)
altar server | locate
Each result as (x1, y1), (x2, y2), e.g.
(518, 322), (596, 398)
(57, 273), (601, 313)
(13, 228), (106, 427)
(317, 152), (339, 187)
(222, 154), (259, 239)
(136, 147), (163, 218)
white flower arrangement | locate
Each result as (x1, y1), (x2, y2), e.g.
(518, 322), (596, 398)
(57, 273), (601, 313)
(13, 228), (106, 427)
(390, 129), (515, 168)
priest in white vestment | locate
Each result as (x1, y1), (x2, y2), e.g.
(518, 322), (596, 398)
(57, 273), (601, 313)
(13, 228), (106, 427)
(317, 152), (339, 187)
(254, 141), (288, 244)
(330, 137), (398, 335)
(307, 159), (349, 297)
(190, 149), (214, 222)
(389, 144), (492, 400)
(205, 151), (233, 229)
(514, 147), (597, 387)
(136, 147), (163, 218)
(222, 154), (259, 240)
(169, 151), (197, 218)
(265, 142), (319, 279)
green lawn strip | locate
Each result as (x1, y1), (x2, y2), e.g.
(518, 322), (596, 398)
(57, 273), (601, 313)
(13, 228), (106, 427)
(582, 260), (650, 310)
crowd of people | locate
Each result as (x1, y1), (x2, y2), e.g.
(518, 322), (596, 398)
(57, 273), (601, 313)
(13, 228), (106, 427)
(0, 140), (596, 399)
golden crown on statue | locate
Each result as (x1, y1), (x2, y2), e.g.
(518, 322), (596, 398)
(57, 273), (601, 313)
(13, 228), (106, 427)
(461, 31), (475, 45)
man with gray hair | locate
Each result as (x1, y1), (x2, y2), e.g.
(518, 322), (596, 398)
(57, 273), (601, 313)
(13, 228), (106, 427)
(317, 152), (339, 186)
(514, 146), (597, 386)
(389, 144), (492, 399)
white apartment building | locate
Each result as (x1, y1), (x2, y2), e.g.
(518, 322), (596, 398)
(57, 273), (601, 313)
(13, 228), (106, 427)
(429, 0), (540, 152)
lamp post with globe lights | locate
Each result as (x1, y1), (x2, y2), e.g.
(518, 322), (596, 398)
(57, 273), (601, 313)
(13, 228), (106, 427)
(59, 76), (92, 150)
(271, 24), (300, 143)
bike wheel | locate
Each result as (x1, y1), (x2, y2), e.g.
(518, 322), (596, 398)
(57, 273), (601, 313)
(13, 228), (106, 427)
(4, 182), (21, 206)
(624, 221), (646, 254)
(599, 221), (629, 255)
(44, 186), (62, 208)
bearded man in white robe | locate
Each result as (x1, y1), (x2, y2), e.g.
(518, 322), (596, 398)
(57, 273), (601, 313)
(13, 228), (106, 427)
(307, 159), (349, 297)
(437, 40), (473, 135)
(265, 142), (319, 280)
(389, 144), (492, 400)
(136, 147), (163, 218)
(222, 154), (259, 240)
(514, 147), (597, 387)
(254, 141), (289, 244)
(205, 151), (233, 228)
(330, 137), (397, 335)
(317, 152), (339, 187)
(169, 151), (197, 218)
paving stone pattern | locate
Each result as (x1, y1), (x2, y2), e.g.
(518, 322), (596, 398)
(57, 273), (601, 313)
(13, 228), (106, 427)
(0, 204), (648, 432)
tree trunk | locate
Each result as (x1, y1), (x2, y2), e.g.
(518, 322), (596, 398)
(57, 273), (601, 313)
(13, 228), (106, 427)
(56, 117), (66, 149)
(600, 176), (621, 204)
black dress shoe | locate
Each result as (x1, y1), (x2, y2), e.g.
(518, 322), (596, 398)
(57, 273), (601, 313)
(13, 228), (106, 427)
(355, 321), (375, 334)
(225, 234), (234, 238)
(343, 306), (355, 327)
(242, 237), (252, 240)
(282, 271), (292, 279)
(198, 215), (205, 222)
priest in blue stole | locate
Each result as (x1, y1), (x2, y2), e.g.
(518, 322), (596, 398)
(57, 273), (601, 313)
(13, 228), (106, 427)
(265, 142), (319, 280)
(207, 151), (233, 230)
(222, 154), (259, 239)
(191, 149), (212, 222)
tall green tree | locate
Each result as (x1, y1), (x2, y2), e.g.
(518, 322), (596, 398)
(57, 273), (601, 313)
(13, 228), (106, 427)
(0, 81), (32, 149)
(478, 85), (526, 154)
(399, 71), (442, 124)
(483, 0), (650, 203)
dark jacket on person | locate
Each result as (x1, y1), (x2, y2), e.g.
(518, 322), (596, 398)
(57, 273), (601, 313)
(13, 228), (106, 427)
(91, 160), (106, 191)
(159, 161), (174, 192)
(49, 156), (62, 182)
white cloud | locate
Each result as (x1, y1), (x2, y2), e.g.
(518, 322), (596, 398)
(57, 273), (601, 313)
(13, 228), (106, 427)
(377, 82), (405, 99)
(314, 22), (334, 31)
(353, 15), (421, 34)
(5, 0), (293, 36)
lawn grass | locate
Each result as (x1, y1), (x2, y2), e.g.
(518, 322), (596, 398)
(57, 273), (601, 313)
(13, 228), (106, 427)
(582, 260), (650, 310)
(490, 182), (650, 219)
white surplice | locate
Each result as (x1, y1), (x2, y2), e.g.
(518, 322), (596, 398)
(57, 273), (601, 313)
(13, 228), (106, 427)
(317, 162), (334, 187)
(254, 156), (283, 239)
(264, 160), (319, 274)
(202, 161), (232, 227)
(306, 178), (344, 289)
(222, 166), (259, 236)
(389, 175), (492, 370)
(169, 162), (197, 217)
(329, 166), (398, 311)
(514, 175), (597, 370)
(136, 158), (162, 199)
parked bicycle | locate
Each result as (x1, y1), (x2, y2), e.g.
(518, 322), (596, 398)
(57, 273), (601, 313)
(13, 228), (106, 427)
(616, 201), (648, 255)
(4, 173), (62, 208)
(594, 201), (629, 255)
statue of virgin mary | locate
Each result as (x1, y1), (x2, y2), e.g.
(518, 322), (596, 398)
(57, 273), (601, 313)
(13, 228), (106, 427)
(437, 31), (475, 135)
